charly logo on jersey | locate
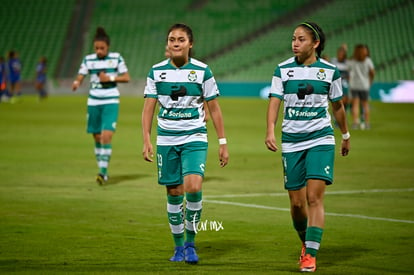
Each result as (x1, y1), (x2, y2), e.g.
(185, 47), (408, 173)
(316, 69), (326, 80)
(188, 70), (197, 81)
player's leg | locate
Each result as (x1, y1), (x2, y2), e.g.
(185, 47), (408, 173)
(87, 105), (105, 183)
(283, 151), (308, 258)
(97, 104), (119, 182)
(360, 92), (370, 129)
(158, 145), (185, 261)
(181, 142), (207, 264)
(167, 184), (185, 262)
(300, 145), (334, 272)
(351, 90), (361, 129)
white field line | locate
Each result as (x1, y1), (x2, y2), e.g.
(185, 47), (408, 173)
(204, 188), (414, 199)
(203, 188), (414, 224)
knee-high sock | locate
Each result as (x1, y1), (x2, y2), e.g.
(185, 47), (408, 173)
(305, 226), (323, 257)
(94, 142), (102, 169)
(167, 195), (184, 247)
(185, 191), (202, 243)
(99, 144), (112, 175)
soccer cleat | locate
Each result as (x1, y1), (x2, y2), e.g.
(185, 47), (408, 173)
(169, 246), (184, 262)
(96, 173), (108, 185)
(300, 254), (316, 272)
(184, 242), (198, 264)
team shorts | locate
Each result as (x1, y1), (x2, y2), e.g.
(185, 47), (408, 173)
(281, 145), (335, 191)
(156, 141), (208, 186)
(351, 89), (369, 101)
(87, 104), (119, 133)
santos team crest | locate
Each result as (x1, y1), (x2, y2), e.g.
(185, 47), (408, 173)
(188, 70), (197, 81)
(316, 69), (326, 80)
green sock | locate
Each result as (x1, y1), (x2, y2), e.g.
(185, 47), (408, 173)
(305, 226), (324, 257)
(167, 195), (184, 247)
(99, 144), (112, 175)
(185, 191), (202, 243)
(293, 218), (307, 243)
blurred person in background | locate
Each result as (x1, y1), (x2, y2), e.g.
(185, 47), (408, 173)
(348, 44), (375, 130)
(265, 22), (350, 272)
(72, 27), (130, 184)
(142, 23), (229, 264)
(8, 50), (22, 103)
(35, 56), (48, 100)
(330, 44), (350, 113)
(0, 56), (8, 102)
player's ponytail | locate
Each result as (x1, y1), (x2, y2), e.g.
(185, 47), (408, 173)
(94, 26), (110, 46)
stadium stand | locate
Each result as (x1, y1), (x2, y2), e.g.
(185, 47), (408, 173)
(82, 0), (309, 81)
(1, 0), (412, 85)
(210, 0), (414, 82)
(0, 0), (75, 81)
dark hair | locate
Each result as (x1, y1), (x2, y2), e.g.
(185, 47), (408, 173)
(166, 23), (194, 57)
(298, 22), (325, 58)
(94, 27), (110, 46)
(8, 50), (16, 58)
(353, 44), (369, 61)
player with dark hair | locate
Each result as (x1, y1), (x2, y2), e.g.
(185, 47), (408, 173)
(265, 22), (350, 272)
(72, 27), (130, 184)
(8, 50), (22, 103)
(142, 23), (229, 264)
(35, 56), (48, 100)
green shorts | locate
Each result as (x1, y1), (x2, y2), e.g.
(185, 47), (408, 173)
(87, 104), (119, 134)
(282, 145), (335, 191)
(156, 141), (208, 186)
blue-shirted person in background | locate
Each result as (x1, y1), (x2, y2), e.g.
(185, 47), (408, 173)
(8, 50), (22, 103)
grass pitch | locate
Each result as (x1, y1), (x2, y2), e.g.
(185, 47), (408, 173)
(0, 95), (413, 274)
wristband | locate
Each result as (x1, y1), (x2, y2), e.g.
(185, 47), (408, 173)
(109, 75), (115, 82)
(218, 138), (227, 145)
(342, 132), (351, 140)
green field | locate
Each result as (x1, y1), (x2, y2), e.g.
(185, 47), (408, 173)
(0, 95), (413, 274)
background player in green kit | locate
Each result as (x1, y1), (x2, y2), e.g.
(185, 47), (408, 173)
(72, 27), (130, 184)
(142, 23), (229, 264)
(265, 22), (350, 272)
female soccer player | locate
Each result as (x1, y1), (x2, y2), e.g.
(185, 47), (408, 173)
(348, 44), (375, 130)
(265, 22), (350, 272)
(35, 56), (48, 100)
(142, 23), (229, 264)
(8, 50), (22, 103)
(72, 27), (130, 184)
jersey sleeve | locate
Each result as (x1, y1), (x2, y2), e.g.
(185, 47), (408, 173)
(329, 68), (343, 102)
(203, 66), (219, 101)
(117, 55), (128, 74)
(78, 57), (88, 76)
(269, 66), (284, 100)
(143, 68), (157, 99)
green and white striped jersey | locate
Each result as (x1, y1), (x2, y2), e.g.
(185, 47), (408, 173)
(78, 52), (128, 106)
(144, 58), (219, 146)
(269, 57), (343, 153)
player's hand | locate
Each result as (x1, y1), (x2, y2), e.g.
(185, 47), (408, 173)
(142, 143), (154, 162)
(219, 144), (229, 167)
(72, 80), (80, 91)
(341, 138), (350, 156)
(265, 134), (278, 152)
